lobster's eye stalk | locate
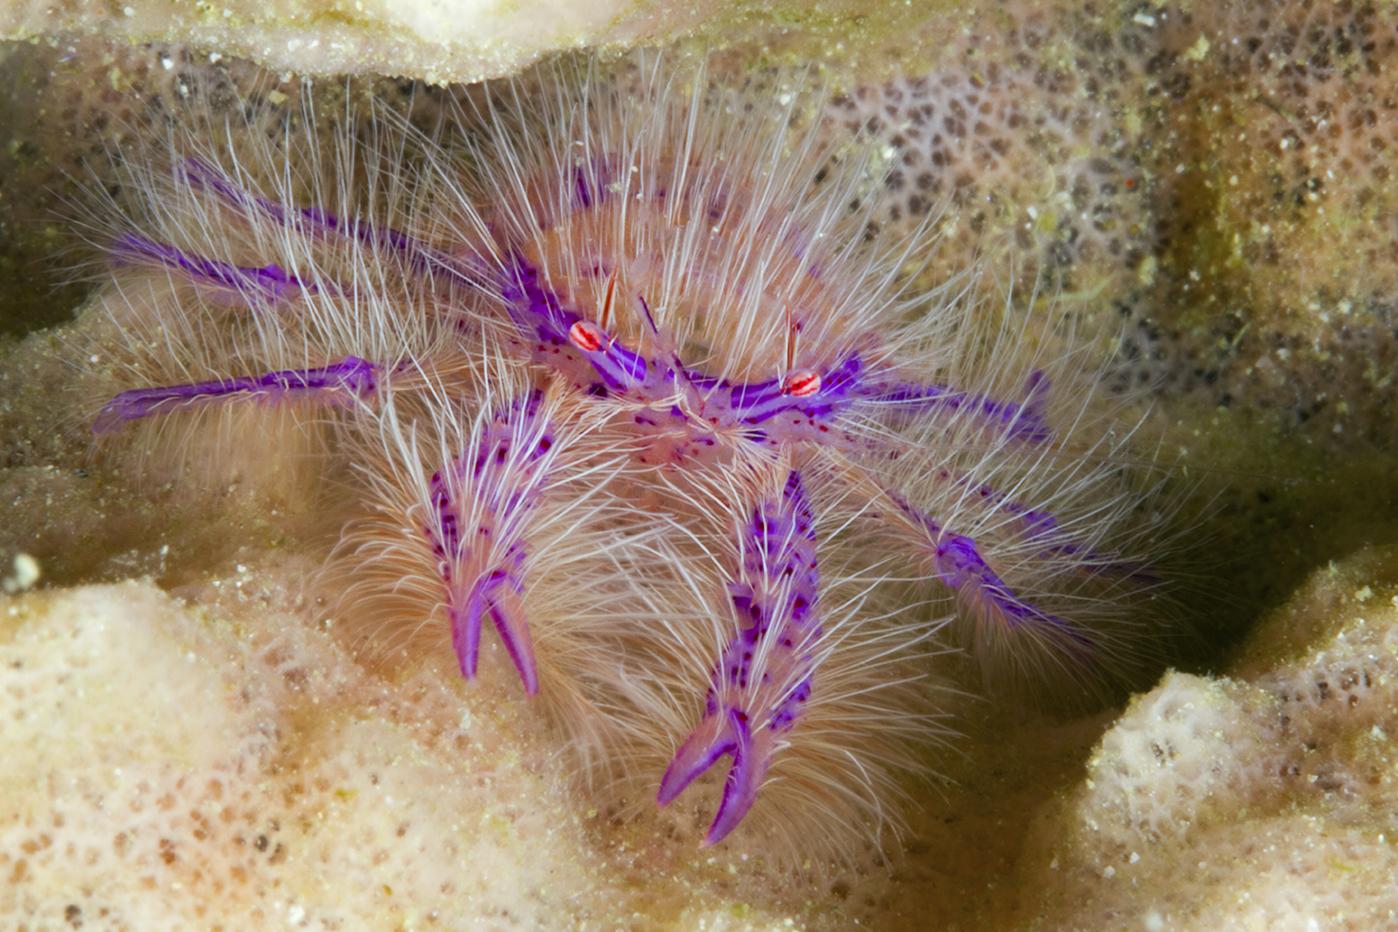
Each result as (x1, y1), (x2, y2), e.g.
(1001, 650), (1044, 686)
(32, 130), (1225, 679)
(782, 368), (821, 397)
(568, 319), (606, 353)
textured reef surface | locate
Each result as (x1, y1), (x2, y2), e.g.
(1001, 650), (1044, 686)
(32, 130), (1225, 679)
(2, 1), (1396, 928)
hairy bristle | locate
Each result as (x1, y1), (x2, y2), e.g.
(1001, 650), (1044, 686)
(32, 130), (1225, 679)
(77, 48), (1190, 869)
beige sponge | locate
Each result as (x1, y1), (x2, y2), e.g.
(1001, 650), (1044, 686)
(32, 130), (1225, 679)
(0, 577), (801, 927)
(1017, 546), (1398, 930)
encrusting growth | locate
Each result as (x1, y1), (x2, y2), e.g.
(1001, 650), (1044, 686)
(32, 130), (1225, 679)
(82, 51), (1180, 864)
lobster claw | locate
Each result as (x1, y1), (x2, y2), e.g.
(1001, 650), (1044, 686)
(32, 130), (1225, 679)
(448, 571), (539, 696)
(657, 706), (770, 845)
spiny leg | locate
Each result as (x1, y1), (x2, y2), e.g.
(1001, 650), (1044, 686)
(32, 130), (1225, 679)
(863, 368), (1053, 445)
(178, 156), (489, 287)
(882, 486), (1096, 663)
(110, 231), (320, 305)
(930, 467), (1160, 583)
(658, 468), (821, 844)
(93, 356), (382, 435)
(421, 388), (556, 695)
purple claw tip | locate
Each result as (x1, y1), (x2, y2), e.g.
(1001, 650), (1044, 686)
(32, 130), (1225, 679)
(449, 572), (539, 696)
(658, 708), (770, 844)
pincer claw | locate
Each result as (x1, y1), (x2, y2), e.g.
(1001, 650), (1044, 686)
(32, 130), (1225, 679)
(658, 707), (770, 845)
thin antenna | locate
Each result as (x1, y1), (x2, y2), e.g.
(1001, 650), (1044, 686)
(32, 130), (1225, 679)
(784, 303), (800, 374)
(636, 293), (661, 335)
(599, 268), (618, 333)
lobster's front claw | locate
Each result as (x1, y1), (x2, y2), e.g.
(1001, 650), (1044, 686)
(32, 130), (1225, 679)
(448, 571), (538, 696)
(658, 706), (771, 845)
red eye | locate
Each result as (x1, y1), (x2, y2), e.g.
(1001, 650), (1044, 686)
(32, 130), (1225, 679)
(782, 369), (821, 397)
(568, 320), (604, 352)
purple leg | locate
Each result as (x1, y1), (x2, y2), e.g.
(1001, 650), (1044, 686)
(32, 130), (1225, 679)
(866, 369), (1053, 444)
(940, 470), (1159, 583)
(111, 232), (315, 304)
(446, 568), (538, 695)
(658, 469), (820, 844)
(885, 488), (1095, 656)
(93, 356), (380, 434)
(423, 390), (552, 696)
(179, 157), (489, 287)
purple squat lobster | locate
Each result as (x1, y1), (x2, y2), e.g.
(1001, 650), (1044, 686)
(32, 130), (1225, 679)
(92, 77), (1161, 846)
(657, 470), (821, 843)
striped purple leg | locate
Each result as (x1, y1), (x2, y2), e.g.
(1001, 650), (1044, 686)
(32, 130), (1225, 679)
(941, 470), (1159, 583)
(866, 369), (1053, 444)
(111, 232), (318, 305)
(178, 157), (488, 287)
(658, 469), (821, 844)
(884, 488), (1095, 657)
(421, 389), (554, 696)
(93, 356), (381, 434)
